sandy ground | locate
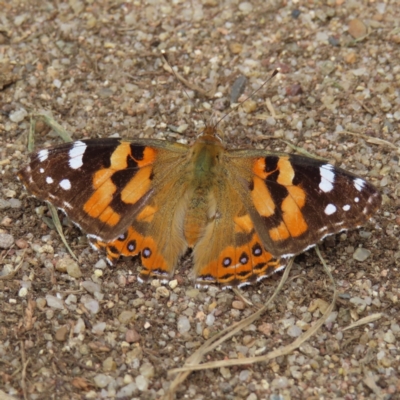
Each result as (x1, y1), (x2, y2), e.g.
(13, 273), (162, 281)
(0, 1), (399, 399)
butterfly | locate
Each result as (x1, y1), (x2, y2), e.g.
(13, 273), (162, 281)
(18, 124), (381, 288)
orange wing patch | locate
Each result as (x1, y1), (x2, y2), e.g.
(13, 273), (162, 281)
(84, 144), (157, 227)
(92, 225), (172, 280)
(196, 231), (286, 287)
(252, 156), (308, 242)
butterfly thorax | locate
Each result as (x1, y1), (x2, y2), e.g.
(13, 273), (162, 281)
(183, 134), (225, 246)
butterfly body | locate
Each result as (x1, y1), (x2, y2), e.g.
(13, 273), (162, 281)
(18, 126), (381, 288)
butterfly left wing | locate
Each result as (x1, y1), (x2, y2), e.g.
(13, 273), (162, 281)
(18, 138), (190, 242)
(227, 151), (381, 258)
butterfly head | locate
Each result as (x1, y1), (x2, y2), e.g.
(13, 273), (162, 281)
(196, 124), (224, 144)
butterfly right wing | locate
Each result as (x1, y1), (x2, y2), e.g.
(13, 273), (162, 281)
(227, 150), (381, 258)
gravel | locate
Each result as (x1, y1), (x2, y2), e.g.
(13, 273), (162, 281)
(1, 0), (398, 399)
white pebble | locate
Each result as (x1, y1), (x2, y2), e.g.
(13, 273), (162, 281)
(92, 322), (106, 335)
(287, 325), (302, 338)
(239, 369), (250, 381)
(9, 108), (28, 123)
(74, 318), (86, 334)
(117, 382), (137, 398)
(135, 375), (149, 391)
(206, 313), (215, 326)
(82, 298), (100, 314)
(94, 373), (113, 388)
(95, 259), (107, 269)
(82, 281), (101, 294)
(46, 294), (64, 310)
(177, 315), (191, 334)
(239, 2), (253, 13)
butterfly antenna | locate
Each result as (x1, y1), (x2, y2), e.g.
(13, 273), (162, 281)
(214, 68), (280, 129)
(161, 52), (208, 130)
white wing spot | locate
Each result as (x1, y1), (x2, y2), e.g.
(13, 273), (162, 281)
(353, 178), (365, 192)
(38, 149), (49, 162)
(59, 179), (71, 190)
(46, 176), (53, 184)
(343, 204), (351, 211)
(319, 164), (335, 193)
(354, 197), (360, 203)
(68, 141), (87, 170)
(39, 168), (44, 173)
(324, 204), (337, 215)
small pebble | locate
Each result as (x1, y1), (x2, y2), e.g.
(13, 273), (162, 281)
(9, 198), (22, 208)
(18, 287), (28, 297)
(242, 100), (257, 114)
(156, 286), (170, 298)
(36, 297), (47, 310)
(118, 310), (136, 325)
(232, 300), (245, 310)
(92, 322), (106, 335)
(57, 257), (82, 278)
(287, 325), (302, 338)
(9, 108), (28, 122)
(206, 313), (215, 326)
(169, 279), (178, 289)
(94, 259), (107, 269)
(55, 325), (69, 342)
(136, 375), (149, 391)
(82, 298), (100, 314)
(185, 288), (199, 298)
(46, 294), (64, 310)
(94, 374), (113, 388)
(239, 369), (250, 381)
(82, 281), (101, 294)
(291, 9), (301, 18)
(0, 233), (14, 249)
(117, 382), (137, 398)
(0, 199), (11, 209)
(65, 294), (77, 305)
(102, 357), (116, 372)
(383, 330), (395, 344)
(177, 315), (191, 334)
(348, 18), (367, 39)
(125, 328), (141, 343)
(15, 239), (28, 249)
(74, 318), (86, 334)
(140, 362), (155, 379)
(353, 248), (371, 262)
(238, 1), (253, 13)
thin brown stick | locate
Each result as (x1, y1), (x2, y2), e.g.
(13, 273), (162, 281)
(20, 341), (31, 400)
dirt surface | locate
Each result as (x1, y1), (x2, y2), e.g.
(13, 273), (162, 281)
(1, 1), (399, 399)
